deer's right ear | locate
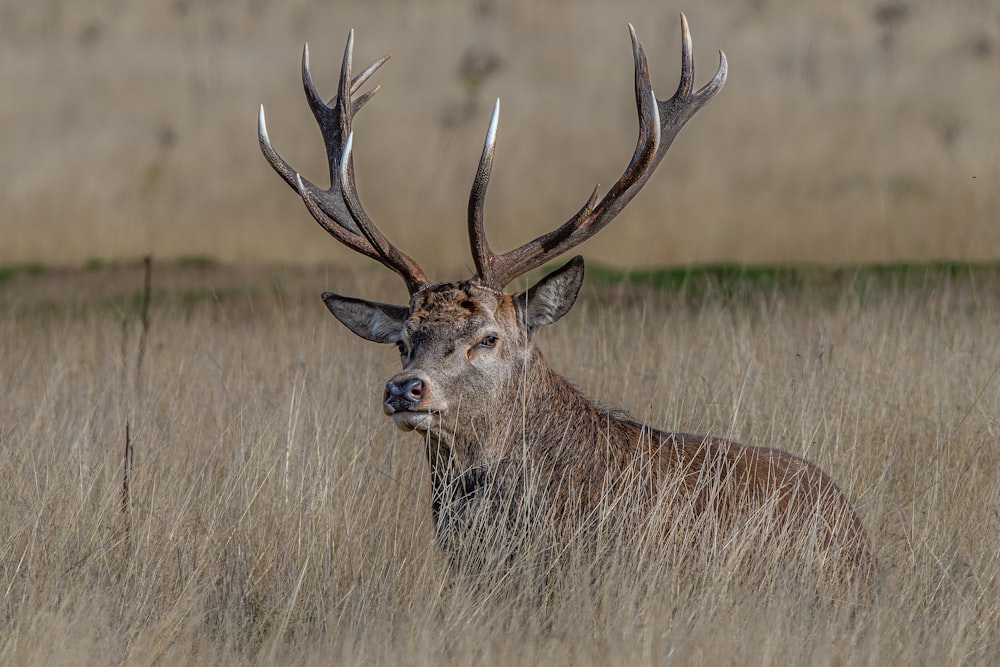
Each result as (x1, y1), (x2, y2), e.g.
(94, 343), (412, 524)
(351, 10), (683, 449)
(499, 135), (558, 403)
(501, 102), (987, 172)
(321, 292), (408, 344)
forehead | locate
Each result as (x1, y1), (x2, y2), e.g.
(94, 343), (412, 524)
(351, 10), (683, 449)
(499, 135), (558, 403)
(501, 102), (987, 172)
(406, 281), (504, 331)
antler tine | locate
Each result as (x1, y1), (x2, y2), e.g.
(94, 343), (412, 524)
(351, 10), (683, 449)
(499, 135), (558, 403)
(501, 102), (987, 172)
(350, 54), (390, 98)
(654, 14), (728, 167)
(259, 31), (429, 294)
(259, 103), (378, 257)
(468, 99), (501, 282)
(479, 15), (726, 289)
(293, 43), (357, 237)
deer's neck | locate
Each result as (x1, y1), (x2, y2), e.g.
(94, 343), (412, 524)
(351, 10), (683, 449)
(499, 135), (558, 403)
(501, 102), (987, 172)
(424, 348), (647, 512)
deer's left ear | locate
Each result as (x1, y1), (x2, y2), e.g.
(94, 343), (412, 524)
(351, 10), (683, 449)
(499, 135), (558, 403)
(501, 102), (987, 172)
(513, 255), (585, 336)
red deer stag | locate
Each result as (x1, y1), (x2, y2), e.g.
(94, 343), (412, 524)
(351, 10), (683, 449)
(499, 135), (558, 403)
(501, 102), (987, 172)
(259, 15), (873, 581)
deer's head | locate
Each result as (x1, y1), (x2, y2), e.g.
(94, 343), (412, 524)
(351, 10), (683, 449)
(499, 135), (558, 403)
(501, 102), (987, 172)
(258, 16), (725, 439)
(321, 257), (584, 438)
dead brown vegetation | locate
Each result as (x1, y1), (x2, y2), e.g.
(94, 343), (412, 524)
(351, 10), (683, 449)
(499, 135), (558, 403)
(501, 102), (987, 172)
(1, 265), (998, 664)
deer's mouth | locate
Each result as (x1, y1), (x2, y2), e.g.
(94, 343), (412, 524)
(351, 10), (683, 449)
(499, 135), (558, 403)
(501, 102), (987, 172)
(391, 410), (438, 432)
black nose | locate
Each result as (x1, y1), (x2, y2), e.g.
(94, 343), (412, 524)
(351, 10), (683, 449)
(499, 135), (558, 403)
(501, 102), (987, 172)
(384, 378), (424, 408)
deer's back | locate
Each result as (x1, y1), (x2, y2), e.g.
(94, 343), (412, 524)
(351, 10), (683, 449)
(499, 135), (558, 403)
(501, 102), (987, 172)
(647, 430), (874, 576)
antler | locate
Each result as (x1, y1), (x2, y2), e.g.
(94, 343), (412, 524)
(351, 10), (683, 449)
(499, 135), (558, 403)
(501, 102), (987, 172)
(259, 31), (430, 294)
(468, 14), (728, 289)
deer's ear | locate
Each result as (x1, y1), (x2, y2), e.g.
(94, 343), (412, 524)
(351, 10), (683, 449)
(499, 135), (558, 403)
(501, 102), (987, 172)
(321, 292), (408, 344)
(513, 255), (585, 336)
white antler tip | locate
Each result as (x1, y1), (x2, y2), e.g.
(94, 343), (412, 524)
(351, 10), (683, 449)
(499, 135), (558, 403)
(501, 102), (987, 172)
(344, 30), (355, 62)
(627, 23), (641, 47)
(485, 98), (500, 147)
(258, 105), (270, 141)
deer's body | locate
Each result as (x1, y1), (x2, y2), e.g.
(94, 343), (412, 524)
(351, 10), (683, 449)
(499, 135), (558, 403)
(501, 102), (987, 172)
(259, 16), (874, 584)
(373, 278), (872, 573)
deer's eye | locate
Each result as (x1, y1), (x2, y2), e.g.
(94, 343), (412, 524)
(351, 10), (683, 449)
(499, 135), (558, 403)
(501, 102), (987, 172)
(478, 335), (498, 349)
(396, 342), (408, 357)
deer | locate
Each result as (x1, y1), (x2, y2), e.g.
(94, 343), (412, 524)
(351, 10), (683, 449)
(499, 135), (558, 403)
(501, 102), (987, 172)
(258, 15), (874, 585)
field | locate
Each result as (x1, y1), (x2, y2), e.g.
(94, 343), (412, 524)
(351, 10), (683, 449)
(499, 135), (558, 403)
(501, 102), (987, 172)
(1, 263), (998, 664)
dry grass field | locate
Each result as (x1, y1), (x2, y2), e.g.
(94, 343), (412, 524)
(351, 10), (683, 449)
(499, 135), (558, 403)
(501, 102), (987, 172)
(1, 0), (999, 268)
(1, 263), (998, 664)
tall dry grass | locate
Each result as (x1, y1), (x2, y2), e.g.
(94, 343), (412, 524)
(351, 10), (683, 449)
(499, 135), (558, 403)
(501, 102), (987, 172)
(1, 266), (998, 664)
(2, 0), (999, 268)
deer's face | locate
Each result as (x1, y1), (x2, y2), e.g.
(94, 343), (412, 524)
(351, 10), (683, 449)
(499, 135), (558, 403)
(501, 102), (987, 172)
(385, 283), (521, 433)
(322, 257), (585, 438)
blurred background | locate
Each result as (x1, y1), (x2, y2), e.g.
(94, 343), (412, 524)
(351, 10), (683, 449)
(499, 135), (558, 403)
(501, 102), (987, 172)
(1, 0), (998, 273)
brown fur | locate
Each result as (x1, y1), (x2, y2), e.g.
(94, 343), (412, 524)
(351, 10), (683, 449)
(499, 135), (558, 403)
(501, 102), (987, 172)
(330, 271), (875, 585)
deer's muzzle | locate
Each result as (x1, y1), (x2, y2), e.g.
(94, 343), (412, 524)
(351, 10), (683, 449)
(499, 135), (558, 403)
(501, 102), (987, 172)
(384, 377), (425, 414)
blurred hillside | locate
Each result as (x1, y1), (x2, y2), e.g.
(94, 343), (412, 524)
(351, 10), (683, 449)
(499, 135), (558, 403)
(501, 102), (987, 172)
(1, 0), (998, 273)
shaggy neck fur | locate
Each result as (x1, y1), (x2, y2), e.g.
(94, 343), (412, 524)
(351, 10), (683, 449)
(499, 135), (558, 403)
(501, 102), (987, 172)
(421, 344), (654, 548)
